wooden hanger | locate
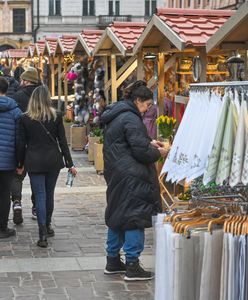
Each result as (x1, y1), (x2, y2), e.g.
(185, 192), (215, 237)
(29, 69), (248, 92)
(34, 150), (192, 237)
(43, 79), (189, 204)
(207, 215), (229, 234)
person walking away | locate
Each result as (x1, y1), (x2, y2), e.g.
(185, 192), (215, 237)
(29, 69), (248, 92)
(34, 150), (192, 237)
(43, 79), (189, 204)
(0, 77), (22, 238)
(10, 67), (40, 224)
(17, 86), (77, 248)
(14, 63), (25, 83)
(2, 67), (19, 98)
(101, 83), (167, 281)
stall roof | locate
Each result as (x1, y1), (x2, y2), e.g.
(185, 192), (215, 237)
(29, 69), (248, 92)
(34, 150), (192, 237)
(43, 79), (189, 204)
(4, 49), (28, 58)
(206, 2), (248, 53)
(55, 35), (77, 55)
(73, 29), (104, 56)
(28, 44), (35, 57)
(44, 38), (57, 56)
(34, 41), (46, 56)
(133, 8), (234, 53)
(92, 21), (146, 56)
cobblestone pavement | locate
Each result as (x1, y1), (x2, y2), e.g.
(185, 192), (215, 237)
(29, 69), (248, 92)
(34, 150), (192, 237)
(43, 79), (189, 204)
(0, 151), (154, 299)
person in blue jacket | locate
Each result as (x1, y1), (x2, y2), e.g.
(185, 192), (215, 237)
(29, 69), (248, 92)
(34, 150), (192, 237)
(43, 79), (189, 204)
(0, 76), (22, 238)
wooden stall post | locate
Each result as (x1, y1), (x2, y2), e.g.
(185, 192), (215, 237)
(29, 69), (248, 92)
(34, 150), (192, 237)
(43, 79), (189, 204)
(103, 56), (109, 102)
(64, 60), (68, 112)
(157, 52), (165, 116)
(57, 55), (62, 111)
(199, 48), (207, 82)
(137, 52), (144, 81)
(50, 56), (55, 97)
(111, 54), (117, 102)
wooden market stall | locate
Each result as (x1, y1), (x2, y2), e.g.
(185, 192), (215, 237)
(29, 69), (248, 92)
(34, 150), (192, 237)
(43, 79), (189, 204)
(206, 1), (248, 79)
(54, 35), (77, 110)
(92, 22), (146, 102)
(43, 38), (57, 96)
(33, 40), (46, 70)
(133, 8), (234, 117)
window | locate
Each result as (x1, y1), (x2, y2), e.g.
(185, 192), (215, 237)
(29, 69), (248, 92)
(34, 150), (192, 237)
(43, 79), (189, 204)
(13, 9), (26, 33)
(83, 0), (95, 16)
(49, 0), (61, 16)
(145, 0), (156, 16)
(115, 1), (120, 15)
(109, 1), (114, 15)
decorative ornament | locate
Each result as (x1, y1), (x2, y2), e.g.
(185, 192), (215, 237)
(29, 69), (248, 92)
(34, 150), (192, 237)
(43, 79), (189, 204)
(192, 56), (202, 82)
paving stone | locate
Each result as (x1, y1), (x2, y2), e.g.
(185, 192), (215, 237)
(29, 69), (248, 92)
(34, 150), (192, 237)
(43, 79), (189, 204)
(13, 286), (42, 295)
(110, 290), (153, 300)
(66, 285), (95, 299)
(0, 287), (14, 298)
(93, 281), (126, 297)
(15, 297), (40, 300)
(41, 279), (57, 289)
(43, 287), (66, 295)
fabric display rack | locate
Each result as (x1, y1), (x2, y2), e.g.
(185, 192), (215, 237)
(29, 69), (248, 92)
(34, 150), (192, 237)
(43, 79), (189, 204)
(156, 81), (248, 300)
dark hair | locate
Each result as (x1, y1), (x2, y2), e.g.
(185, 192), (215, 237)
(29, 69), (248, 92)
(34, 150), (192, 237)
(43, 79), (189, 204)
(0, 76), (9, 94)
(99, 89), (106, 102)
(124, 80), (147, 99)
(131, 85), (153, 102)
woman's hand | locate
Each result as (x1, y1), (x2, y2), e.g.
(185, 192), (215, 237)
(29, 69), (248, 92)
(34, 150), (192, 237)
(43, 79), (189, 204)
(69, 166), (77, 176)
(16, 167), (24, 175)
(150, 140), (164, 148)
(158, 147), (168, 158)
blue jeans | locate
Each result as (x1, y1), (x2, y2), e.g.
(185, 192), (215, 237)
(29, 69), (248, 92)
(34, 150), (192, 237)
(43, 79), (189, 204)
(106, 228), (144, 262)
(29, 171), (59, 226)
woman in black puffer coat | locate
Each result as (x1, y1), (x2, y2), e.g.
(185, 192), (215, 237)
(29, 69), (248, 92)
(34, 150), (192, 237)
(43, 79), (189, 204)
(101, 83), (167, 281)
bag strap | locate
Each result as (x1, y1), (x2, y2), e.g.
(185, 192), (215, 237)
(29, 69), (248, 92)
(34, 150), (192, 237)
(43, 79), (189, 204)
(38, 121), (60, 150)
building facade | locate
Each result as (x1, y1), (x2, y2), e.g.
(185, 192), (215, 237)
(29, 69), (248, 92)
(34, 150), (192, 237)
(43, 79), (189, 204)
(0, 0), (33, 50)
(33, 0), (165, 40)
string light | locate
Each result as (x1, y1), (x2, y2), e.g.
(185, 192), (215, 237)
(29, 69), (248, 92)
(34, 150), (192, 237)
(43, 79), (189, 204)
(64, 54), (75, 64)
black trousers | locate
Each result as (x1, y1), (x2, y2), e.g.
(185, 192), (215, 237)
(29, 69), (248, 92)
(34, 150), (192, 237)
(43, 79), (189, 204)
(0, 170), (14, 228)
(10, 171), (35, 205)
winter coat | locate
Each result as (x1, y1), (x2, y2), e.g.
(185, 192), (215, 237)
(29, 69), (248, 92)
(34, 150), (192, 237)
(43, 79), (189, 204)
(18, 112), (73, 173)
(3, 76), (20, 99)
(101, 100), (162, 230)
(0, 96), (22, 170)
(12, 84), (39, 112)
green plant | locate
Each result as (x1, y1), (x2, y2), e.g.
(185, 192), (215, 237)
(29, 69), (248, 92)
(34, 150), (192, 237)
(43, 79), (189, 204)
(90, 127), (103, 137)
(64, 117), (72, 123)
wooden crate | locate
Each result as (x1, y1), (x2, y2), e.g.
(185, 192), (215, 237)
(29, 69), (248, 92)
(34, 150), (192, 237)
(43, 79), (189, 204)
(88, 136), (100, 162)
(63, 121), (72, 145)
(94, 143), (104, 173)
(70, 126), (87, 150)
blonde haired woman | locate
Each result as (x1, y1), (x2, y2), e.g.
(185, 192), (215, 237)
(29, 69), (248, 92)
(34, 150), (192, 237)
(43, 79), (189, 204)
(17, 86), (77, 247)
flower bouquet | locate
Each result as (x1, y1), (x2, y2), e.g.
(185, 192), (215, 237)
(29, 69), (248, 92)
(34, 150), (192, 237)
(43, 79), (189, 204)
(156, 115), (177, 141)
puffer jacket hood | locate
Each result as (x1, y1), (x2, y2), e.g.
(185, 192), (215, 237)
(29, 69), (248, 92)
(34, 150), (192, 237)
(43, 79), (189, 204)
(101, 100), (141, 125)
(0, 96), (18, 112)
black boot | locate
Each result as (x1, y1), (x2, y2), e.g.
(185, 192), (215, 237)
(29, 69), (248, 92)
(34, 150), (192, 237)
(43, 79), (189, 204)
(124, 260), (154, 281)
(37, 224), (48, 248)
(46, 224), (55, 237)
(104, 255), (126, 274)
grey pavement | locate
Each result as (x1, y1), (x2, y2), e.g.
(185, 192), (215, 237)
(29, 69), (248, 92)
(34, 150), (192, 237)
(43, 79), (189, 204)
(0, 151), (155, 299)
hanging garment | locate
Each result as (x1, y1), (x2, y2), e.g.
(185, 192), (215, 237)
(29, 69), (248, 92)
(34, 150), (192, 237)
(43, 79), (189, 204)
(220, 233), (229, 300)
(239, 235), (246, 300)
(161, 91), (198, 176)
(203, 95), (230, 185)
(216, 101), (238, 185)
(170, 91), (210, 183)
(229, 97), (248, 187)
(186, 92), (223, 182)
(199, 230), (224, 300)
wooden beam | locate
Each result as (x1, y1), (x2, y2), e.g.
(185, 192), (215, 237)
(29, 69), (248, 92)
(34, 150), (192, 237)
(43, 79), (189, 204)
(199, 48), (207, 82)
(137, 52), (144, 81)
(157, 53), (165, 116)
(104, 56), (137, 91)
(111, 55), (117, 102)
(116, 60), (138, 88)
(57, 55), (62, 111)
(103, 56), (109, 102)
(64, 61), (68, 113)
(50, 57), (55, 97)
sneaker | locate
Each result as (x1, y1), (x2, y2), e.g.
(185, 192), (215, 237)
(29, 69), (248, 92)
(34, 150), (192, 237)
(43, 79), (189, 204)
(0, 227), (16, 239)
(104, 255), (126, 274)
(13, 200), (23, 225)
(124, 260), (154, 281)
(32, 206), (37, 220)
(46, 224), (55, 237)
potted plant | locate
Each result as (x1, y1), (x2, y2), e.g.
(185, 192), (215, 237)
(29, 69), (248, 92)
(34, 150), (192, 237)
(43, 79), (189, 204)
(88, 127), (102, 162)
(94, 133), (104, 174)
(70, 120), (87, 151)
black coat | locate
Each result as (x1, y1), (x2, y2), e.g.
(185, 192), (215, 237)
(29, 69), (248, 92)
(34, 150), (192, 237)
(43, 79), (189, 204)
(4, 76), (20, 98)
(101, 100), (162, 230)
(18, 112), (73, 173)
(12, 85), (39, 112)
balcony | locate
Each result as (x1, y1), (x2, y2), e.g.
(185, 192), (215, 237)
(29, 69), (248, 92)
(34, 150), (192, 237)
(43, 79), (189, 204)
(98, 15), (132, 28)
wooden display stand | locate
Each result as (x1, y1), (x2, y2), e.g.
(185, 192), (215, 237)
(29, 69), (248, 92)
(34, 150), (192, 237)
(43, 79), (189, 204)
(88, 136), (100, 162)
(94, 143), (104, 174)
(70, 126), (87, 150)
